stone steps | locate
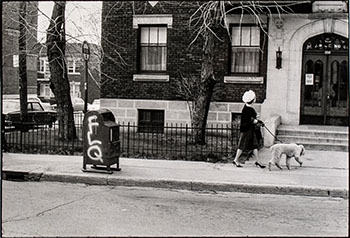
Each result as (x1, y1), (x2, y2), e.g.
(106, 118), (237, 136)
(275, 125), (348, 152)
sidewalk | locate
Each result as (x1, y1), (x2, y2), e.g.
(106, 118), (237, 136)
(2, 148), (348, 198)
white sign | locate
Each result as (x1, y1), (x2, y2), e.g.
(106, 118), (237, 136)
(305, 74), (314, 85)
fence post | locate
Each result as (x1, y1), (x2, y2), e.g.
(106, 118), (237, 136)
(127, 122), (130, 157)
(185, 124), (188, 159)
(20, 130), (23, 151)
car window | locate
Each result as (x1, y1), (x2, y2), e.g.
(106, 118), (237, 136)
(28, 97), (41, 103)
(31, 102), (44, 111)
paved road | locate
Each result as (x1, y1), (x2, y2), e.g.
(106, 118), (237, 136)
(2, 181), (348, 237)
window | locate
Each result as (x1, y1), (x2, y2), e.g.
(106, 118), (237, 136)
(231, 25), (260, 73)
(31, 102), (44, 111)
(68, 59), (81, 74)
(39, 58), (45, 72)
(39, 84), (54, 98)
(38, 57), (51, 78)
(39, 58), (50, 73)
(231, 113), (241, 127)
(70, 82), (81, 98)
(140, 26), (167, 72)
(138, 109), (164, 133)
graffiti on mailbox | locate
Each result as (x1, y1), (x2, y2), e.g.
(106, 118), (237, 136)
(87, 115), (103, 162)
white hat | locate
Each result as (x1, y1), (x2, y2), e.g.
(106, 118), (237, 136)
(242, 90), (256, 103)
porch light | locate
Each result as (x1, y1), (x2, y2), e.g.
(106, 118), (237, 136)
(276, 47), (282, 69)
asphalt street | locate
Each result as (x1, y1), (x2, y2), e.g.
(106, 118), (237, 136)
(2, 181), (348, 237)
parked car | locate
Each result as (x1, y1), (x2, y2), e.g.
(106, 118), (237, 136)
(51, 97), (89, 111)
(3, 99), (57, 131)
(88, 99), (100, 111)
(3, 95), (53, 110)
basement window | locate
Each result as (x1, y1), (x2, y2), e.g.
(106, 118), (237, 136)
(138, 109), (164, 133)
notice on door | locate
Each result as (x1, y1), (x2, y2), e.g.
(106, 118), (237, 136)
(305, 74), (314, 85)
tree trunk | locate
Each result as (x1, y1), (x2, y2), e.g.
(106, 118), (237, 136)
(192, 30), (216, 145)
(46, 1), (76, 140)
(19, 1), (27, 122)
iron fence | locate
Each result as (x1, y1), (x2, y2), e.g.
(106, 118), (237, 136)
(4, 113), (240, 161)
(119, 122), (240, 161)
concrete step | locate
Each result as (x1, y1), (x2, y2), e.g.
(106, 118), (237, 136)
(275, 125), (348, 152)
(277, 127), (348, 139)
(275, 137), (348, 152)
(278, 125), (349, 132)
(276, 135), (348, 145)
(302, 143), (347, 152)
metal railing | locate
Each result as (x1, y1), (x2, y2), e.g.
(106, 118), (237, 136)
(119, 122), (240, 161)
(4, 113), (240, 161)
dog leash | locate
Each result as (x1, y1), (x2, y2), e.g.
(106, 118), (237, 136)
(261, 123), (284, 143)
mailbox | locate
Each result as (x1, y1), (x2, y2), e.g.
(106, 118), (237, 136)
(82, 109), (121, 173)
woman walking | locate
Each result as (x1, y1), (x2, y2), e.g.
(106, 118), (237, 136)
(232, 90), (266, 168)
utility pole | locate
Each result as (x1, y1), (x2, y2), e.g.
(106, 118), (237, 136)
(19, 1), (28, 121)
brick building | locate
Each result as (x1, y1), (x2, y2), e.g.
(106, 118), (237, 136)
(37, 42), (101, 104)
(2, 1), (38, 98)
(100, 1), (348, 130)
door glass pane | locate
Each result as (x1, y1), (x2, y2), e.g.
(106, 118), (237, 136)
(304, 60), (314, 106)
(339, 61), (348, 102)
(330, 61), (339, 107)
(314, 60), (323, 107)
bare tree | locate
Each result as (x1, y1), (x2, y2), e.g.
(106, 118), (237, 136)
(46, 1), (76, 140)
(185, 1), (305, 144)
(18, 1), (28, 121)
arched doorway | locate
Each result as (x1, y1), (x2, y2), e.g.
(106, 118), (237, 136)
(300, 34), (349, 126)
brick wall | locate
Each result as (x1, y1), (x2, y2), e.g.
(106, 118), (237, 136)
(101, 1), (267, 104)
(37, 43), (101, 103)
(2, 2), (38, 96)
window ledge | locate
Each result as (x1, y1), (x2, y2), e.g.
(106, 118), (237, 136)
(133, 15), (173, 28)
(133, 74), (169, 82)
(224, 76), (263, 84)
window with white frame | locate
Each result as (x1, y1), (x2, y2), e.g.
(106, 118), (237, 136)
(39, 83), (54, 98)
(70, 81), (81, 98)
(39, 58), (45, 72)
(38, 57), (50, 73)
(67, 59), (81, 74)
(231, 25), (261, 73)
(140, 26), (167, 72)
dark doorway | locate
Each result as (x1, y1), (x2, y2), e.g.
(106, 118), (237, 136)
(300, 34), (349, 126)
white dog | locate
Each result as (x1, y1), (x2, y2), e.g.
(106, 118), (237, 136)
(268, 143), (305, 171)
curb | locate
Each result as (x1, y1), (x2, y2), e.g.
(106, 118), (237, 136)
(3, 170), (348, 199)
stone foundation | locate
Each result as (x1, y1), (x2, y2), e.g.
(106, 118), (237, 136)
(101, 98), (262, 126)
